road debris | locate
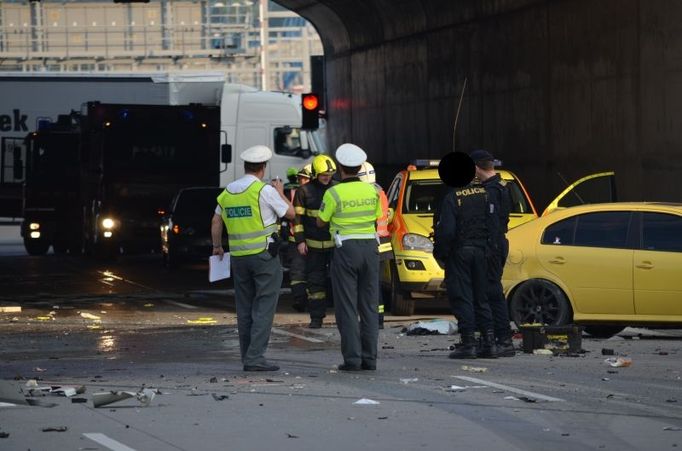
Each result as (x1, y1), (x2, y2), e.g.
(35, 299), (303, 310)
(33, 367), (47, 373)
(532, 349), (554, 356)
(353, 398), (380, 405)
(504, 396), (520, 400)
(0, 432), (9, 438)
(518, 396), (537, 403)
(187, 317), (217, 325)
(461, 365), (487, 373)
(211, 394), (229, 401)
(286, 433), (299, 438)
(447, 385), (466, 392)
(400, 378), (419, 384)
(71, 398), (88, 403)
(209, 377), (218, 383)
(664, 426), (682, 431)
(403, 319), (458, 336)
(604, 357), (632, 367)
(92, 388), (156, 408)
(0, 306), (21, 313)
(42, 426), (68, 432)
(80, 313), (101, 320)
(601, 348), (615, 355)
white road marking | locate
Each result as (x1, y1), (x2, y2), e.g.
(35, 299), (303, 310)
(163, 299), (198, 310)
(453, 376), (565, 402)
(83, 433), (137, 451)
(271, 327), (324, 343)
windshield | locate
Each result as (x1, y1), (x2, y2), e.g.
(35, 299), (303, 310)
(402, 178), (533, 215)
(273, 127), (326, 157)
(29, 133), (80, 180)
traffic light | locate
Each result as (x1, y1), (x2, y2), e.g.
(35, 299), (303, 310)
(301, 93), (320, 130)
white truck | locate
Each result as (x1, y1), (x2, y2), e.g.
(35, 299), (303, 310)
(0, 71), (325, 218)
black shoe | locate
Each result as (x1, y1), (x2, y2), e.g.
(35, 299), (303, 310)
(449, 333), (477, 359)
(497, 339), (516, 357)
(243, 364), (280, 372)
(477, 330), (499, 359)
(308, 318), (323, 329)
(338, 363), (362, 371)
(361, 362), (376, 371)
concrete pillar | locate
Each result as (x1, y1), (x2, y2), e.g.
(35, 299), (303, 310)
(161, 0), (173, 51)
(29, 0), (43, 53)
(259, 0), (269, 90)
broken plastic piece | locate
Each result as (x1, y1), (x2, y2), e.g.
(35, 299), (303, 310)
(604, 357), (632, 367)
(187, 317), (217, 324)
(92, 388), (156, 408)
(353, 398), (380, 405)
(400, 378), (418, 384)
(80, 313), (101, 320)
(532, 349), (554, 356)
(461, 365), (487, 373)
(212, 394), (229, 401)
(601, 348), (615, 355)
(0, 432), (9, 438)
(447, 385), (466, 392)
(42, 426), (68, 432)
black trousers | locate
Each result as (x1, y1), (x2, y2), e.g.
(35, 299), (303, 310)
(485, 245), (512, 340)
(445, 245), (493, 335)
(306, 249), (333, 320)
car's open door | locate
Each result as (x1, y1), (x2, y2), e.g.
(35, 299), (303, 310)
(542, 171), (616, 216)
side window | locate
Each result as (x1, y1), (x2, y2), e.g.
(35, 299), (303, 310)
(387, 174), (403, 210)
(273, 127), (310, 158)
(541, 217), (576, 245)
(642, 212), (682, 252)
(574, 212), (631, 249)
(505, 180), (532, 214)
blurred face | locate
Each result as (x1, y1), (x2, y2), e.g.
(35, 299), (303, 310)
(298, 176), (311, 186)
(317, 173), (332, 185)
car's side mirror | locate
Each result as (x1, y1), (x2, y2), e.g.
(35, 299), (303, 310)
(221, 144), (232, 164)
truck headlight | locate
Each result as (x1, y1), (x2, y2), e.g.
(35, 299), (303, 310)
(29, 223), (40, 230)
(402, 233), (433, 252)
(102, 218), (115, 230)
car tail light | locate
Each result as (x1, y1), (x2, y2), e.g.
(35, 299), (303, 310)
(172, 224), (181, 235)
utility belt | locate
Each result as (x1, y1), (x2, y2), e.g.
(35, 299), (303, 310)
(334, 232), (379, 248)
(305, 238), (335, 250)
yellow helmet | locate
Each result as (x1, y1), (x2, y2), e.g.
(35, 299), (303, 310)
(311, 155), (336, 177)
(357, 161), (376, 184)
(297, 164), (312, 179)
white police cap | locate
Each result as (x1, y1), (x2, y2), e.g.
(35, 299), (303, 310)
(240, 145), (273, 163)
(335, 143), (367, 167)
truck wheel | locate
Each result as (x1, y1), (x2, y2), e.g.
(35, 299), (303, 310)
(390, 264), (415, 316)
(24, 239), (50, 256)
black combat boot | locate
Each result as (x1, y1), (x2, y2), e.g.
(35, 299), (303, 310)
(477, 330), (498, 359)
(308, 318), (323, 329)
(291, 284), (308, 312)
(449, 333), (477, 359)
(378, 313), (384, 330)
(496, 334), (516, 357)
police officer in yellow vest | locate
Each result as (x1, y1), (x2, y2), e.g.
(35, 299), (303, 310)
(317, 144), (382, 371)
(211, 145), (295, 372)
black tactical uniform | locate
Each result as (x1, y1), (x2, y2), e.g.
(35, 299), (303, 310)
(481, 173), (514, 356)
(293, 179), (336, 326)
(434, 181), (496, 359)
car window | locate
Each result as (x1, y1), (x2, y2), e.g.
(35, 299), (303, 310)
(505, 180), (532, 214)
(574, 212), (631, 249)
(642, 212), (682, 252)
(387, 174), (403, 210)
(541, 217), (576, 245)
(403, 180), (441, 213)
(175, 189), (224, 215)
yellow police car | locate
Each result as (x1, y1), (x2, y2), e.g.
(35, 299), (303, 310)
(381, 160), (538, 315)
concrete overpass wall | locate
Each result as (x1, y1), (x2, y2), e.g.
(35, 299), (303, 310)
(277, 0), (682, 208)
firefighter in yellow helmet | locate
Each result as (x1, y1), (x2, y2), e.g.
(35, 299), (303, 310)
(317, 144), (382, 371)
(287, 164), (312, 312)
(211, 145), (295, 372)
(293, 154), (337, 328)
(358, 161), (392, 329)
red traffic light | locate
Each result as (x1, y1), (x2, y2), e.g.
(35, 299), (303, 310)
(302, 94), (319, 111)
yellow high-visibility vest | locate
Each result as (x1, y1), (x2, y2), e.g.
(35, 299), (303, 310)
(217, 181), (277, 256)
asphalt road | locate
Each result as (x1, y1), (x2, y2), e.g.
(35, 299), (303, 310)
(1, 224), (681, 451)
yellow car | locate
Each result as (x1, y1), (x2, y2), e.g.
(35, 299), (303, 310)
(503, 202), (682, 337)
(381, 160), (538, 315)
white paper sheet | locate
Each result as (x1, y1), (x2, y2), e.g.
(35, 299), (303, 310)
(209, 254), (230, 282)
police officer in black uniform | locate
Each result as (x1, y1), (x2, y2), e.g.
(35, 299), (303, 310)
(434, 160), (497, 359)
(470, 149), (514, 356)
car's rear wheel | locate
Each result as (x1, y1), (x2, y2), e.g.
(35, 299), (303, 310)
(584, 325), (625, 338)
(390, 264), (415, 316)
(510, 279), (572, 326)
